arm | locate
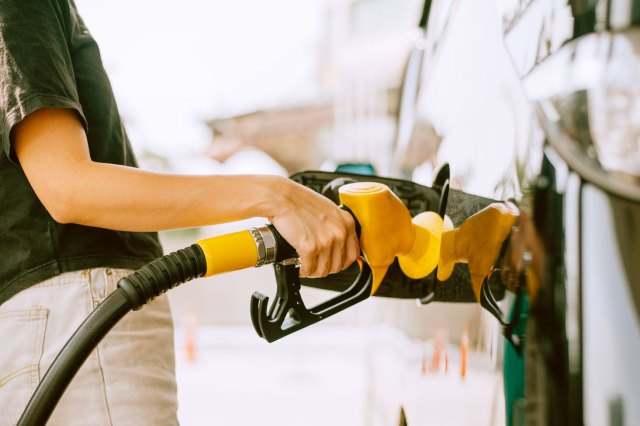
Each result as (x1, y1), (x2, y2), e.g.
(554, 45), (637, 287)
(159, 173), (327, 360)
(13, 108), (358, 278)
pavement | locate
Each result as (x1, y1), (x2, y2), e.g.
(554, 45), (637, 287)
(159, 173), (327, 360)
(174, 324), (504, 426)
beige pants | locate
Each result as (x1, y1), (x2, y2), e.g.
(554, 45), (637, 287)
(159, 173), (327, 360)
(0, 269), (178, 426)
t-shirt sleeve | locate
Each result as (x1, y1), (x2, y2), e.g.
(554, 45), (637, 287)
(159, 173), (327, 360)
(0, 0), (87, 163)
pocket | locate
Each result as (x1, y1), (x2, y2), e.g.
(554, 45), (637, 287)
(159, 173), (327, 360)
(0, 307), (47, 426)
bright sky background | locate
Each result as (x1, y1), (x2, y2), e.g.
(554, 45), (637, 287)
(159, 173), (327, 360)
(73, 0), (561, 199)
(75, 0), (325, 156)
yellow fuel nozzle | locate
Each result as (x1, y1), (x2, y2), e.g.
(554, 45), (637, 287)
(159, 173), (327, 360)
(338, 182), (444, 295)
(437, 202), (519, 301)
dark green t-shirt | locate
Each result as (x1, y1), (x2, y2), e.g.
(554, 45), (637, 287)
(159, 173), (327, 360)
(0, 0), (163, 304)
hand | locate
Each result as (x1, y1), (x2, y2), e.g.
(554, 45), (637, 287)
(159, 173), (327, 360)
(268, 179), (359, 278)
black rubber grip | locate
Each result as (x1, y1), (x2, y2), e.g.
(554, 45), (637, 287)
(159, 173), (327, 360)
(266, 224), (298, 262)
(118, 244), (207, 310)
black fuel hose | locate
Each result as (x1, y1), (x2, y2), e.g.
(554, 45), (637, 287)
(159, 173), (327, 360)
(18, 245), (207, 426)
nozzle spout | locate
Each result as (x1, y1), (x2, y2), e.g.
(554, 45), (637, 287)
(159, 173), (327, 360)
(437, 202), (519, 301)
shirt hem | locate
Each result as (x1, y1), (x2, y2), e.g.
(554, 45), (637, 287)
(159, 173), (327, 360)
(0, 255), (160, 306)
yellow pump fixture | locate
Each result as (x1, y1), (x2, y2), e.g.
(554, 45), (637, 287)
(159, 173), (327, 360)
(338, 182), (445, 294)
(196, 230), (260, 277)
(437, 202), (519, 301)
(195, 222), (283, 278)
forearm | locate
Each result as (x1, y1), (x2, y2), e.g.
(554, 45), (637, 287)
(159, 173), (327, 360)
(12, 108), (285, 231)
(52, 162), (286, 232)
(13, 108), (359, 276)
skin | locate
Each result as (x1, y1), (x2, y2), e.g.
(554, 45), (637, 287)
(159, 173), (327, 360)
(12, 107), (359, 278)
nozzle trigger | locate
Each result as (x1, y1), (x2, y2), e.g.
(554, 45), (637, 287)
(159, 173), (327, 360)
(480, 272), (526, 354)
(250, 260), (372, 343)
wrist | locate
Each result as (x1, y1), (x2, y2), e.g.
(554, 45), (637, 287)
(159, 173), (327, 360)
(252, 175), (293, 220)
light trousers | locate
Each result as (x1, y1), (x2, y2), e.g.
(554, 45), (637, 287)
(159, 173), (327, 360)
(0, 268), (178, 426)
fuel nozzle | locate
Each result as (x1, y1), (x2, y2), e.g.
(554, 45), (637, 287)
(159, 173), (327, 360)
(195, 181), (446, 292)
(195, 183), (450, 343)
(437, 202), (519, 301)
(338, 182), (445, 294)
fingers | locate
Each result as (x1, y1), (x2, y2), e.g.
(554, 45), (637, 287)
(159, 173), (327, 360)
(299, 249), (318, 277)
(298, 232), (334, 278)
(299, 210), (359, 278)
(338, 210), (359, 270)
(331, 211), (360, 273)
(328, 228), (347, 276)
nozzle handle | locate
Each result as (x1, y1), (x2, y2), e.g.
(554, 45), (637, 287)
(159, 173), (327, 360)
(251, 206), (369, 343)
(250, 259), (372, 342)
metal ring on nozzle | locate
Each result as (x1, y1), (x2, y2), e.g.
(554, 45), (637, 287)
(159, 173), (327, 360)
(250, 226), (277, 267)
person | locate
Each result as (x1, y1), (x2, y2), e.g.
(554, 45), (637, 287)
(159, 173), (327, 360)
(0, 1), (358, 425)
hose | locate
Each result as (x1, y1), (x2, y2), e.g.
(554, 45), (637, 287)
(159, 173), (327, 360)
(18, 245), (207, 426)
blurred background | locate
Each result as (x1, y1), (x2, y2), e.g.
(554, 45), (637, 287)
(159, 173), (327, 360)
(73, 0), (572, 424)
